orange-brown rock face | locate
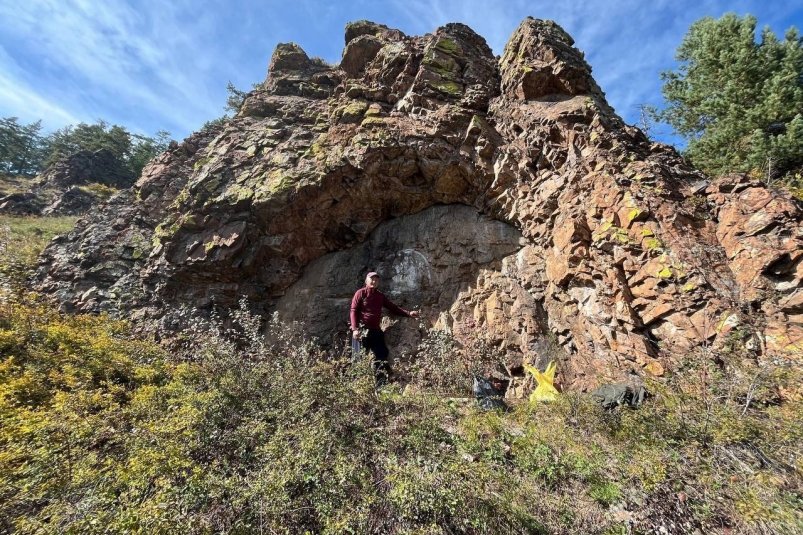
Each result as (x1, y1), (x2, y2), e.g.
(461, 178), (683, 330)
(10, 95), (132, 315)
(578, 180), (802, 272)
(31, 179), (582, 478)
(35, 18), (802, 389)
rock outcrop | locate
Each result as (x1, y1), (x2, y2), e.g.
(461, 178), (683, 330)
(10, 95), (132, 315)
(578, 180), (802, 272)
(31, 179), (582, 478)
(35, 18), (802, 389)
(0, 149), (130, 215)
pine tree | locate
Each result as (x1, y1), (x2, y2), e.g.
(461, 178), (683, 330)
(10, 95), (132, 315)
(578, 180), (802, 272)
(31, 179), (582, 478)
(129, 130), (172, 178)
(659, 14), (803, 183)
(0, 117), (45, 175)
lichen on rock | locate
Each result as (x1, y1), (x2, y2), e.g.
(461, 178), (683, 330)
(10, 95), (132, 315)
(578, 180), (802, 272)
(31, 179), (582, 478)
(34, 18), (803, 390)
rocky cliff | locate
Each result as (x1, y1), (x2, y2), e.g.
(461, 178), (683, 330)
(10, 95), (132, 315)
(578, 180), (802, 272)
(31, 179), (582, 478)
(0, 149), (130, 215)
(35, 18), (802, 389)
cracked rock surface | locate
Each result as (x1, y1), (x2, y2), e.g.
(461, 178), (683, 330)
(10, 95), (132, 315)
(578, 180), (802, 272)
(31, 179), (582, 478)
(35, 18), (802, 389)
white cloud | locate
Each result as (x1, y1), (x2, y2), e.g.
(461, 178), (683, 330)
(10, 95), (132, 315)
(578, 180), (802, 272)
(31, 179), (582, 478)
(0, 0), (795, 145)
(0, 0), (223, 136)
(0, 47), (81, 126)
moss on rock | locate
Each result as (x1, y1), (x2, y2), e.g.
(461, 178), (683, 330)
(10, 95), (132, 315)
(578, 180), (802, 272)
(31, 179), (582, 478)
(433, 80), (463, 97)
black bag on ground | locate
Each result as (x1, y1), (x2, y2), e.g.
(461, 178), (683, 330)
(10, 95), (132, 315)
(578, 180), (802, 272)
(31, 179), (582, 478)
(591, 383), (647, 410)
(473, 376), (507, 411)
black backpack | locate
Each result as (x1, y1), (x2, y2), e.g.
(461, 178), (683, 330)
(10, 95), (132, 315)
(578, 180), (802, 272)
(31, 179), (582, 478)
(473, 376), (508, 411)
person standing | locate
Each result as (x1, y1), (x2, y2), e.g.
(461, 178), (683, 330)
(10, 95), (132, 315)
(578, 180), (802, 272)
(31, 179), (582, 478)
(350, 271), (419, 385)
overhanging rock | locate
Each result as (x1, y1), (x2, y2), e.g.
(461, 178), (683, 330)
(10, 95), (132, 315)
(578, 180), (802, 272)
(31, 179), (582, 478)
(35, 17), (803, 389)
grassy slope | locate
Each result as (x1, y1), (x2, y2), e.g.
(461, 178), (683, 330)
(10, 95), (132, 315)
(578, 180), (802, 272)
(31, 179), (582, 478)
(0, 215), (78, 290)
(0, 217), (800, 534)
(0, 174), (36, 197)
(0, 173), (120, 214)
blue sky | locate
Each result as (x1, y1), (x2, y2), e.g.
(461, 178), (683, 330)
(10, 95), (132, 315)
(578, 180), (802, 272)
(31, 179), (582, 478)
(0, 0), (800, 148)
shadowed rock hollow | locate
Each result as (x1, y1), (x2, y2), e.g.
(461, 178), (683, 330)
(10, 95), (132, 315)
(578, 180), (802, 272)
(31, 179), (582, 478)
(35, 18), (802, 390)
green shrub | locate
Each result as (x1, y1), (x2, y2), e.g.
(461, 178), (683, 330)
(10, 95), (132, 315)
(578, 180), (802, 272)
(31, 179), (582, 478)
(1, 296), (801, 533)
(1, 218), (800, 533)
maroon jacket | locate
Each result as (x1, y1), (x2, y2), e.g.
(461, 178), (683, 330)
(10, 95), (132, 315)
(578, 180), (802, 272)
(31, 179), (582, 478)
(350, 287), (412, 331)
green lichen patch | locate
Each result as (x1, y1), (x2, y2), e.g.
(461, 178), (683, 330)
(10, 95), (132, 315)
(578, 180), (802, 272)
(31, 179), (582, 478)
(433, 80), (463, 97)
(433, 37), (461, 56)
(620, 191), (647, 224)
(644, 237), (664, 252)
(254, 169), (299, 199)
(152, 212), (196, 248)
(655, 254), (688, 280)
(298, 133), (329, 161)
(124, 232), (153, 261)
(345, 100), (369, 115)
(360, 116), (386, 128)
(593, 219), (637, 246)
(592, 220), (614, 241)
(657, 266), (673, 279)
(202, 174), (224, 194)
(77, 183), (119, 200)
(169, 187), (191, 210)
(153, 220), (178, 241)
(423, 51), (460, 79)
(193, 155), (213, 171)
(220, 183), (255, 204)
(335, 100), (369, 124)
(421, 40), (465, 98)
(613, 228), (631, 244)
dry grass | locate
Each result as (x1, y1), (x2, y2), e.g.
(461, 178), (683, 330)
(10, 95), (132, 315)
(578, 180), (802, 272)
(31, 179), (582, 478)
(0, 215), (77, 290)
(0, 217), (800, 534)
(0, 173), (36, 197)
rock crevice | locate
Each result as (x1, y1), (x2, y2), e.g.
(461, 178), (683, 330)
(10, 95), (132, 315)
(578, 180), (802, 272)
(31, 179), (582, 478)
(36, 18), (803, 388)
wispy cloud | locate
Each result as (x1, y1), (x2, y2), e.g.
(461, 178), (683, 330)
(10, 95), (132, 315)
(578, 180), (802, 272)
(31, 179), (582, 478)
(0, 0), (798, 145)
(0, 46), (80, 125)
(0, 0), (224, 136)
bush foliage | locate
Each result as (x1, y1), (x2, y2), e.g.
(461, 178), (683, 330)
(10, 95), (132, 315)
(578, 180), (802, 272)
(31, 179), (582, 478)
(0, 215), (77, 292)
(1, 219), (801, 534)
(0, 117), (171, 181)
(0, 292), (800, 534)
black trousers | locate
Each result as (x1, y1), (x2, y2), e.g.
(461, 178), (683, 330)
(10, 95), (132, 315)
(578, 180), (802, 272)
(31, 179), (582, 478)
(362, 328), (390, 384)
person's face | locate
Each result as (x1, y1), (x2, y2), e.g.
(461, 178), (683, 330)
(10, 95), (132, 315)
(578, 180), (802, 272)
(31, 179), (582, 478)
(367, 276), (379, 289)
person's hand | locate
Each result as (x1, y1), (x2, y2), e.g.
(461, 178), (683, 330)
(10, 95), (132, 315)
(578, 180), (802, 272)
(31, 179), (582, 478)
(352, 330), (360, 339)
(410, 310), (420, 318)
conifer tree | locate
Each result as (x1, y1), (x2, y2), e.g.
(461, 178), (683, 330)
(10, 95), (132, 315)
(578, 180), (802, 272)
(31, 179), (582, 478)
(659, 14), (803, 183)
(0, 117), (44, 175)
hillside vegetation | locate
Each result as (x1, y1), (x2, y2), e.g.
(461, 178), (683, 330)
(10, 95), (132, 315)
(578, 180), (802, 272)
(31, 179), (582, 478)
(0, 118), (170, 182)
(0, 216), (800, 534)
